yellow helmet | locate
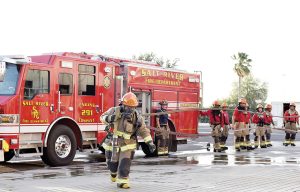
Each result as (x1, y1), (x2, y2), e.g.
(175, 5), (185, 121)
(122, 92), (139, 107)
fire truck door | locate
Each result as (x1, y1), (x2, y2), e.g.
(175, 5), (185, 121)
(57, 71), (75, 118)
(20, 67), (55, 126)
(76, 64), (99, 127)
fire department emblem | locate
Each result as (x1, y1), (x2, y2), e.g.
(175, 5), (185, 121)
(31, 106), (40, 119)
(103, 76), (111, 89)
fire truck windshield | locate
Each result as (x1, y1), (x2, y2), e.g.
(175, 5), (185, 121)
(0, 63), (20, 95)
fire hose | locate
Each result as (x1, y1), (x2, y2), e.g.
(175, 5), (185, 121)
(142, 107), (300, 138)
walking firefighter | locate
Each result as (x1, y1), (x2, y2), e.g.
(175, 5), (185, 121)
(100, 92), (156, 189)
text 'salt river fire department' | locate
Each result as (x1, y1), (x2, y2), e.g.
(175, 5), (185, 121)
(0, 52), (202, 166)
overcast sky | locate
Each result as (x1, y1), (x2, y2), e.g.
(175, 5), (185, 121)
(1, 0), (299, 106)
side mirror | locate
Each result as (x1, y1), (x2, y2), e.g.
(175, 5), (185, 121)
(0, 62), (6, 82)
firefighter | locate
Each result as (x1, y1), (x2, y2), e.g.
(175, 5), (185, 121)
(202, 101), (223, 152)
(155, 99), (170, 156)
(232, 98), (247, 152)
(220, 103), (230, 151)
(283, 102), (299, 146)
(252, 104), (267, 148)
(242, 103), (254, 150)
(264, 104), (274, 147)
(100, 92), (156, 189)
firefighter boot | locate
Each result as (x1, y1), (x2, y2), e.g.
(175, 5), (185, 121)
(283, 133), (291, 146)
(111, 174), (117, 182)
(254, 136), (259, 148)
(220, 136), (228, 151)
(240, 137), (246, 150)
(117, 183), (130, 189)
(213, 144), (222, 153)
(266, 132), (272, 147)
(291, 134), (296, 146)
(235, 137), (241, 152)
(246, 135), (254, 151)
(260, 136), (267, 148)
(291, 141), (296, 146)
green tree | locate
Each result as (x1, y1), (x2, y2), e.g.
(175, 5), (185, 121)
(232, 52), (252, 100)
(133, 52), (179, 68)
(221, 74), (268, 112)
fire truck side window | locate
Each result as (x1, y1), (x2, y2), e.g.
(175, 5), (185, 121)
(59, 73), (73, 95)
(24, 70), (49, 100)
(78, 64), (96, 96)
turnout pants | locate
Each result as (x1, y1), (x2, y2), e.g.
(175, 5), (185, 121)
(106, 149), (135, 185)
(234, 122), (247, 149)
(241, 123), (251, 148)
(284, 122), (297, 144)
(211, 124), (221, 150)
(220, 125), (229, 147)
(156, 124), (170, 155)
(265, 125), (272, 145)
(254, 126), (266, 147)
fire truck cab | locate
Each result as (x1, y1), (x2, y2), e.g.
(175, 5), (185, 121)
(0, 52), (202, 166)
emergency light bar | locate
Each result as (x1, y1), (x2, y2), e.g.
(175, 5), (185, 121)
(0, 55), (31, 64)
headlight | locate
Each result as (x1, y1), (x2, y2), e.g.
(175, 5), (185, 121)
(0, 114), (19, 124)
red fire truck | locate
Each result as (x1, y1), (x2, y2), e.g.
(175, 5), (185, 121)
(0, 52), (202, 166)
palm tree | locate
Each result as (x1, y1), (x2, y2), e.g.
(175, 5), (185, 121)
(232, 52), (252, 100)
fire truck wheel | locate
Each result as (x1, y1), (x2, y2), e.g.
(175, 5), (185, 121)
(98, 146), (105, 154)
(42, 125), (77, 166)
(4, 150), (15, 162)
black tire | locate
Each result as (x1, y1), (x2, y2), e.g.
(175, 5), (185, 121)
(98, 145), (105, 154)
(4, 150), (15, 162)
(42, 124), (77, 166)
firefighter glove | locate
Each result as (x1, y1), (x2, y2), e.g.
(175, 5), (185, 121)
(147, 141), (156, 153)
(106, 115), (116, 123)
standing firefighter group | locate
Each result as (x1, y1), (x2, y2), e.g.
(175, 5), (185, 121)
(202, 98), (299, 152)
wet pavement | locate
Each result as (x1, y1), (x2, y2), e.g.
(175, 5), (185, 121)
(0, 126), (300, 191)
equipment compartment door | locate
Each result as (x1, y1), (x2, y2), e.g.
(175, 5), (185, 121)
(133, 91), (151, 126)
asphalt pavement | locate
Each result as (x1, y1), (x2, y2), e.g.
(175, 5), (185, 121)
(0, 124), (299, 192)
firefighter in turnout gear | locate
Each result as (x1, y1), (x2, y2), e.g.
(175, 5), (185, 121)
(264, 104), (274, 147)
(220, 103), (229, 151)
(283, 102), (299, 146)
(232, 98), (247, 151)
(101, 92), (156, 189)
(242, 103), (254, 151)
(252, 104), (267, 148)
(155, 99), (170, 156)
(201, 101), (223, 152)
